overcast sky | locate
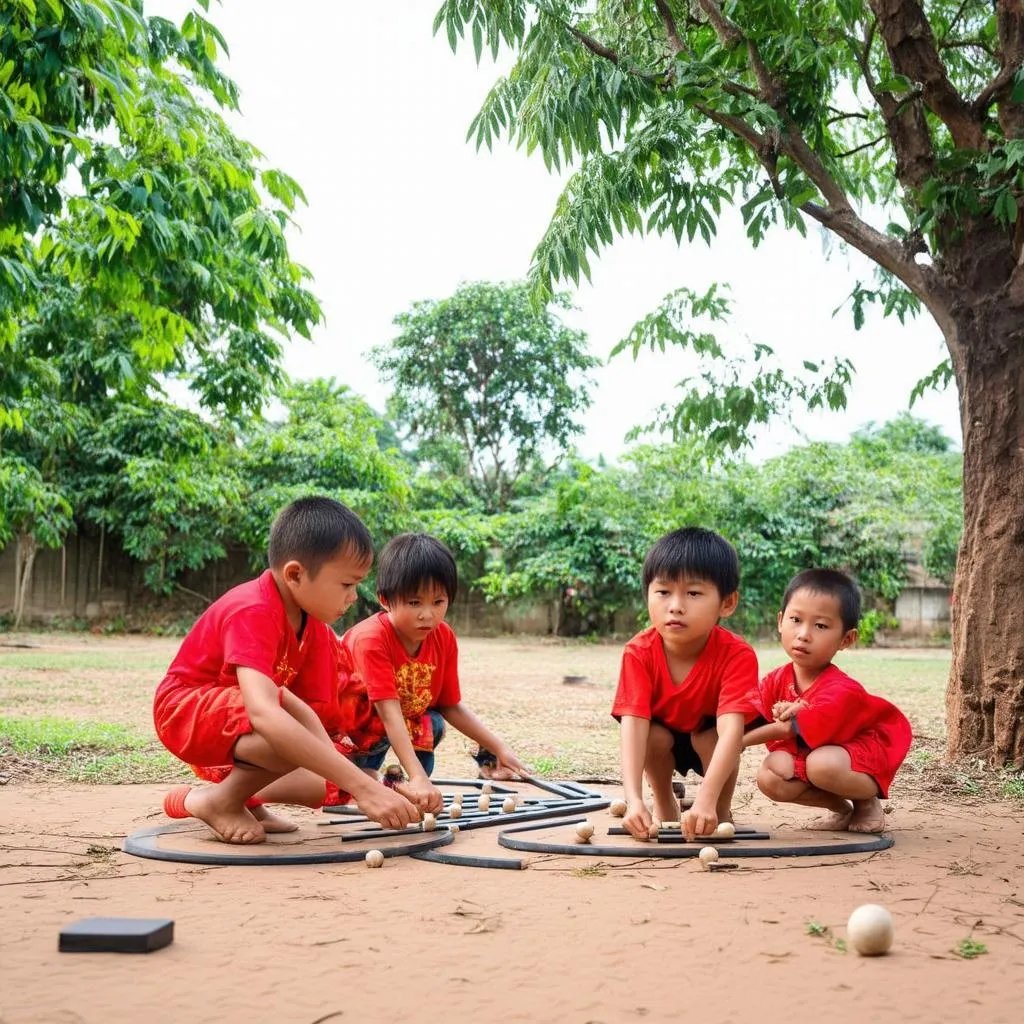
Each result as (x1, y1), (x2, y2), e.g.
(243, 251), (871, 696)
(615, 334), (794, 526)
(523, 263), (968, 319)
(154, 1), (961, 460)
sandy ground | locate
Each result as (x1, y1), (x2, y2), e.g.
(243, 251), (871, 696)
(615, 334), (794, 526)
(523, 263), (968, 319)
(2, 781), (1023, 1024)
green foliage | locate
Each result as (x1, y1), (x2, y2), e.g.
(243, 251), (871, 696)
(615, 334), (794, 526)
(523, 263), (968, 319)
(438, 0), (1016, 454)
(953, 938), (988, 960)
(372, 281), (598, 511)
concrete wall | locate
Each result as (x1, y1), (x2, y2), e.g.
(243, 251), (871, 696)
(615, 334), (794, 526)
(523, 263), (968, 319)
(895, 585), (951, 637)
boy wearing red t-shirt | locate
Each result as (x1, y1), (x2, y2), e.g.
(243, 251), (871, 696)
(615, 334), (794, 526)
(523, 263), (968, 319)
(743, 569), (912, 833)
(338, 533), (529, 813)
(153, 497), (419, 844)
(613, 527), (760, 842)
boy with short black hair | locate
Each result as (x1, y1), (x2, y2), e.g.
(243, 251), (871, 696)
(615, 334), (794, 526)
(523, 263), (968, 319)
(613, 527), (761, 841)
(338, 532), (529, 812)
(153, 496), (419, 843)
(743, 568), (912, 833)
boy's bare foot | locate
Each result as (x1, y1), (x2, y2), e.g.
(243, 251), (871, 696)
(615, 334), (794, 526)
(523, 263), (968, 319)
(250, 805), (298, 833)
(848, 798), (886, 833)
(183, 786), (266, 844)
(805, 803), (854, 831)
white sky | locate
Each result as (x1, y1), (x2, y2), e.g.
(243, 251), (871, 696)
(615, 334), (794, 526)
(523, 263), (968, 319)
(153, 1), (961, 461)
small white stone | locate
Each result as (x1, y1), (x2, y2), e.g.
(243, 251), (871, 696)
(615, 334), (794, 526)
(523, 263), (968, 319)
(502, 797), (517, 814)
(609, 799), (627, 818)
(847, 904), (894, 956)
(365, 849), (384, 868)
(481, 782), (493, 794)
(448, 803), (462, 819)
(452, 792), (463, 805)
(448, 823), (460, 833)
(478, 794), (491, 812)
(422, 813), (436, 832)
(714, 822), (736, 839)
(575, 821), (595, 843)
(661, 820), (681, 830)
(698, 846), (719, 870)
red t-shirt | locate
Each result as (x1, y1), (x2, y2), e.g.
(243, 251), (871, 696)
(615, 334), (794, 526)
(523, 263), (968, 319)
(612, 625), (759, 733)
(341, 612), (461, 711)
(756, 662), (912, 751)
(155, 570), (335, 703)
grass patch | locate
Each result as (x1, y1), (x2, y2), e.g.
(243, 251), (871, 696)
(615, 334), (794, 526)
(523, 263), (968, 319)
(0, 650), (170, 672)
(0, 716), (181, 784)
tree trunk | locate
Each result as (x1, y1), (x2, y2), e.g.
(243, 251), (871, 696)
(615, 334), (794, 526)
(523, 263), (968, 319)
(945, 292), (1024, 768)
(13, 533), (37, 628)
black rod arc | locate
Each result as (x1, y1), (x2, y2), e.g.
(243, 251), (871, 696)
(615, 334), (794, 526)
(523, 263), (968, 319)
(410, 849), (527, 871)
(498, 820), (895, 859)
(123, 822), (454, 866)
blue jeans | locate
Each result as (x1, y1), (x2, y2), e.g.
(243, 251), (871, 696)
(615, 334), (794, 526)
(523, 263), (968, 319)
(352, 709), (447, 776)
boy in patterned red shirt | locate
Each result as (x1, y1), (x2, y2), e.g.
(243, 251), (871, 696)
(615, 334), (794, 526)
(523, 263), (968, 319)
(743, 568), (912, 833)
(153, 497), (418, 843)
(613, 527), (761, 842)
(337, 533), (529, 813)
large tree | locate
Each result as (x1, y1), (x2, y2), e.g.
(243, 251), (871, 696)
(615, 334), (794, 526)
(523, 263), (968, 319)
(372, 280), (598, 512)
(1, 1), (320, 604)
(438, 1), (1024, 766)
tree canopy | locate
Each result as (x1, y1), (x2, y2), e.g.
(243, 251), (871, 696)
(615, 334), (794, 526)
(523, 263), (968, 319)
(372, 280), (599, 511)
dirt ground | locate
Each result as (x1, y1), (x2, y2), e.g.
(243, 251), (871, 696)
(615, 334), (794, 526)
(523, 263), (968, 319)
(2, 635), (1023, 1023)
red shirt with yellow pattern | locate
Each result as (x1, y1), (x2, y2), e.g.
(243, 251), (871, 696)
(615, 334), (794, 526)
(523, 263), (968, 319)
(337, 612), (461, 752)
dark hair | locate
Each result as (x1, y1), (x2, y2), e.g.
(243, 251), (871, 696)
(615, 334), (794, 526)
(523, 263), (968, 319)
(267, 496), (373, 577)
(782, 568), (862, 632)
(376, 533), (458, 604)
(642, 527), (740, 598)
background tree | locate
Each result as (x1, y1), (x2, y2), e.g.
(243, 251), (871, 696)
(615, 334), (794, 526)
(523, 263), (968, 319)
(372, 280), (599, 512)
(439, 0), (1023, 765)
(1, 1), (320, 603)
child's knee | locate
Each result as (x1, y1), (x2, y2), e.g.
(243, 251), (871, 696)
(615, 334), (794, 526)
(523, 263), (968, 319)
(804, 747), (849, 789)
(647, 722), (675, 756)
(756, 763), (789, 799)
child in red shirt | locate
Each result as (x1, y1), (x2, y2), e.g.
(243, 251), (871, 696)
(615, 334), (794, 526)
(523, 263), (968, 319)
(337, 533), (529, 812)
(743, 569), (913, 833)
(612, 527), (761, 841)
(153, 497), (419, 843)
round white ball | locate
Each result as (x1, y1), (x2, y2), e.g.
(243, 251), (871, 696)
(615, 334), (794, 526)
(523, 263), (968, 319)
(448, 823), (460, 833)
(478, 794), (491, 811)
(365, 849), (384, 868)
(422, 813), (436, 832)
(481, 782), (493, 794)
(847, 904), (894, 956)
(452, 792), (463, 805)
(575, 821), (595, 843)
(502, 797), (517, 814)
(609, 799), (627, 818)
(698, 846), (719, 869)
(714, 821), (736, 839)
(448, 803), (462, 819)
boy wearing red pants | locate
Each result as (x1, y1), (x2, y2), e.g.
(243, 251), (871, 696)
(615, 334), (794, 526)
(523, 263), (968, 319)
(153, 497), (418, 843)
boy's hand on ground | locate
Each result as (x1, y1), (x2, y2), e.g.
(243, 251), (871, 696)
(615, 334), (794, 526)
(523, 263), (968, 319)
(682, 800), (718, 841)
(401, 776), (444, 814)
(495, 746), (531, 779)
(358, 785), (420, 831)
(622, 799), (653, 841)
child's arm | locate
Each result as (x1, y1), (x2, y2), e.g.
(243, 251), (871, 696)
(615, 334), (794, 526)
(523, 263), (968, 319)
(619, 715), (654, 840)
(682, 711), (744, 840)
(742, 718), (795, 747)
(437, 703), (530, 777)
(237, 669), (419, 829)
(373, 698), (444, 813)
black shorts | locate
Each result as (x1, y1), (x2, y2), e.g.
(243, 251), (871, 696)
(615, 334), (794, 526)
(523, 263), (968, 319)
(662, 715), (768, 778)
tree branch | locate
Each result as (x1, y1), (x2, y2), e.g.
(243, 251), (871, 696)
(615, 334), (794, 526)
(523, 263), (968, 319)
(563, 23), (620, 65)
(868, 0), (985, 150)
(848, 21), (934, 189)
(836, 133), (888, 158)
(653, 1), (685, 55)
(698, 0), (786, 106)
(994, 0), (1024, 138)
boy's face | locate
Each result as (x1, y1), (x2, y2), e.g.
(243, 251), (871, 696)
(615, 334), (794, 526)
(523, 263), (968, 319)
(380, 581), (450, 655)
(286, 548), (372, 625)
(777, 588), (857, 670)
(646, 575), (737, 649)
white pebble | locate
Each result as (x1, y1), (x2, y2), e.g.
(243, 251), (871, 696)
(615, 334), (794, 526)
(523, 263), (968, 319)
(698, 846), (719, 870)
(448, 803), (462, 819)
(452, 792), (463, 805)
(422, 813), (436, 832)
(365, 849), (384, 868)
(502, 797), (517, 814)
(661, 820), (681, 830)
(609, 799), (627, 818)
(478, 794), (491, 812)
(575, 821), (595, 843)
(481, 782), (493, 794)
(847, 904), (894, 956)
(714, 822), (736, 839)
(448, 823), (460, 833)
